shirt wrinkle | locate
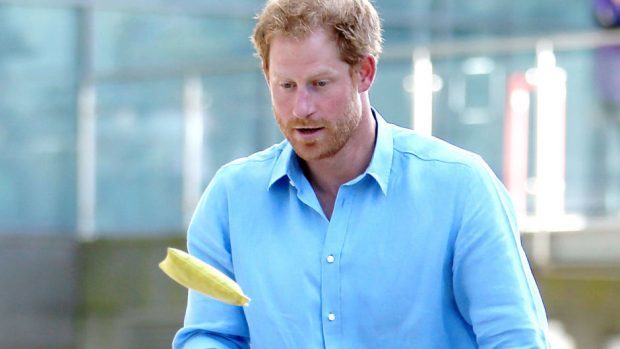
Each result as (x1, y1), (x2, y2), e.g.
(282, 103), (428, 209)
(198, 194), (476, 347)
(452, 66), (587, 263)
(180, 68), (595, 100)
(175, 107), (549, 349)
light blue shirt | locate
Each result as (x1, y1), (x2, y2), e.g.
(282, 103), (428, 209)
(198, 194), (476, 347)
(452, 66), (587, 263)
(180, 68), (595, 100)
(173, 111), (549, 348)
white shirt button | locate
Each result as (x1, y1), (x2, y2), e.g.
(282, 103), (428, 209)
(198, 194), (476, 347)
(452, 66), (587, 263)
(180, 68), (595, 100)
(328, 312), (336, 321)
(326, 255), (335, 263)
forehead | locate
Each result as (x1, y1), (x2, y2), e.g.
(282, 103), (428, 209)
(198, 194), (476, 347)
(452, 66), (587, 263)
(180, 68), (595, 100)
(268, 28), (349, 78)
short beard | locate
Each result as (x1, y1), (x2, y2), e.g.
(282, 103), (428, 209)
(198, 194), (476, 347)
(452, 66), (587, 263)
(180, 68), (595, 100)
(275, 93), (361, 161)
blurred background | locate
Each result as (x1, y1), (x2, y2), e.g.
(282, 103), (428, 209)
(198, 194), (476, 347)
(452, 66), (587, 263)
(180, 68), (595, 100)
(0, 0), (619, 348)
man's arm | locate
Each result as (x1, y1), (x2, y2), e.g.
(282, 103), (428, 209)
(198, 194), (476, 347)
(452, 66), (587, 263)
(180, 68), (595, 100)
(453, 157), (549, 348)
(173, 324), (249, 349)
(172, 170), (250, 349)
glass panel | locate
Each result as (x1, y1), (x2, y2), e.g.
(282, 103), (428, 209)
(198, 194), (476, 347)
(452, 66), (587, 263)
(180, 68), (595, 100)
(371, 60), (414, 129)
(420, 46), (620, 218)
(93, 11), (255, 73)
(0, 5), (78, 234)
(561, 47), (620, 216)
(0, 0), (618, 236)
(95, 79), (184, 234)
(200, 71), (277, 182)
(432, 55), (507, 176)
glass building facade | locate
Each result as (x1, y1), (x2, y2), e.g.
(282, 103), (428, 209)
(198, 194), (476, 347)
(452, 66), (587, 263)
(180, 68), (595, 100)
(1, 0), (619, 237)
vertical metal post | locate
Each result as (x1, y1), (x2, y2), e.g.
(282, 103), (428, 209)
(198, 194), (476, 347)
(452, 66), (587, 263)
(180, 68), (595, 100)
(182, 76), (205, 227)
(412, 47), (433, 136)
(76, 6), (96, 239)
(534, 40), (567, 219)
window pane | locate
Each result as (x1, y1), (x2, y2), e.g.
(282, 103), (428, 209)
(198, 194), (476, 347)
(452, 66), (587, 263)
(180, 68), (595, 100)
(201, 72), (276, 182)
(96, 79), (183, 234)
(0, 5), (78, 234)
(94, 11), (255, 73)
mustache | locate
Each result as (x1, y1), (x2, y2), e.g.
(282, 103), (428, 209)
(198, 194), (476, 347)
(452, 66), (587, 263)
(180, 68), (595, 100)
(286, 118), (327, 129)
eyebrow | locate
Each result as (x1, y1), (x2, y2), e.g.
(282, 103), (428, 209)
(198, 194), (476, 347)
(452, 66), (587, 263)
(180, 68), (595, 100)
(270, 68), (339, 81)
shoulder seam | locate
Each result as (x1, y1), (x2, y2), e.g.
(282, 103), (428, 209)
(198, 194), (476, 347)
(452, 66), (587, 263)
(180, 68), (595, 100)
(393, 146), (480, 168)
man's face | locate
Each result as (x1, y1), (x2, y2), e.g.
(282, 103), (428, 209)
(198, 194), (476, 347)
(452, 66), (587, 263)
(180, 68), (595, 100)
(267, 28), (362, 161)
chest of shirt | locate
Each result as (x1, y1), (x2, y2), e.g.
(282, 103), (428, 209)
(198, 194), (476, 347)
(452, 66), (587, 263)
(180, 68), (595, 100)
(227, 178), (461, 302)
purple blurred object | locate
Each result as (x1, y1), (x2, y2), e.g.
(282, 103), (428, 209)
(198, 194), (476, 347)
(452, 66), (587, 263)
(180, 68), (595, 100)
(594, 45), (620, 105)
(594, 0), (620, 27)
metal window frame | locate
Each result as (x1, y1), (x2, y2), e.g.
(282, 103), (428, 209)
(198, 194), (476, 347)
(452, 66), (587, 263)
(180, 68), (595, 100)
(0, 0), (261, 19)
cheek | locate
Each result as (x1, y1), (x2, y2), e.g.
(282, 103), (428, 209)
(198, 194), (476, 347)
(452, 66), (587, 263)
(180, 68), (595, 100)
(270, 96), (289, 125)
(270, 90), (291, 112)
(324, 90), (354, 112)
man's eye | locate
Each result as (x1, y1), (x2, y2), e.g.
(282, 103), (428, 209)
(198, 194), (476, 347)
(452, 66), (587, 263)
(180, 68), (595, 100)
(315, 80), (328, 87)
(281, 82), (294, 89)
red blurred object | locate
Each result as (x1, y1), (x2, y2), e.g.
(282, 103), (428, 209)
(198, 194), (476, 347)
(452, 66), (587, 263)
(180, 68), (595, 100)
(503, 73), (533, 214)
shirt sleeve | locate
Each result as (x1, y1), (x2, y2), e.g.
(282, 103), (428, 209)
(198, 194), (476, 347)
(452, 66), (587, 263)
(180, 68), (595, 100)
(173, 326), (249, 349)
(172, 169), (251, 349)
(452, 156), (549, 348)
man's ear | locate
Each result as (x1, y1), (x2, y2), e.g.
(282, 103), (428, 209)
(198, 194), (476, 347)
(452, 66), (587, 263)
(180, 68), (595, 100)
(356, 55), (377, 93)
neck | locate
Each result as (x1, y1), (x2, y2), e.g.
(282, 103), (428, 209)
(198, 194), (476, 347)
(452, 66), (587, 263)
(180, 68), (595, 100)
(303, 98), (376, 201)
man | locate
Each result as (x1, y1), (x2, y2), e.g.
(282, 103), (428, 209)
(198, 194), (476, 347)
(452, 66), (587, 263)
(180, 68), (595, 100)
(173, 0), (549, 348)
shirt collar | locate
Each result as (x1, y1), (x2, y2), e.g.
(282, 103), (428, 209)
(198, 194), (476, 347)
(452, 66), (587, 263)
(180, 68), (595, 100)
(268, 107), (393, 195)
(366, 108), (393, 195)
(268, 140), (297, 189)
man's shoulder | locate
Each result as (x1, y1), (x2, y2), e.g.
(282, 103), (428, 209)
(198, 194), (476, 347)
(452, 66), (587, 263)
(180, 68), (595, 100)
(216, 140), (287, 183)
(389, 123), (481, 168)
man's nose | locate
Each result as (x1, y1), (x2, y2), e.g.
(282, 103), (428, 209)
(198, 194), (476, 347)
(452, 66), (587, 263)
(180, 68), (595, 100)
(292, 87), (314, 118)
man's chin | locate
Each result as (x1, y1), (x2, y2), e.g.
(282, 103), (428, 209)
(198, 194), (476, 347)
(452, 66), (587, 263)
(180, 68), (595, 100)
(293, 144), (346, 162)
(292, 145), (321, 162)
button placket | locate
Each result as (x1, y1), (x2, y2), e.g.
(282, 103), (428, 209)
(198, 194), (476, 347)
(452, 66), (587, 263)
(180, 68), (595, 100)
(321, 186), (356, 348)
